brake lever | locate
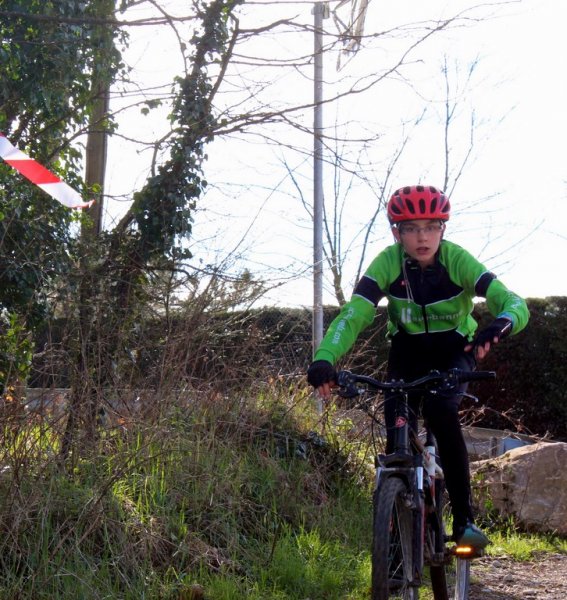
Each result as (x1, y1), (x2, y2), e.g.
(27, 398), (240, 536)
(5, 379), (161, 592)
(458, 392), (480, 403)
(336, 370), (360, 399)
(337, 383), (361, 399)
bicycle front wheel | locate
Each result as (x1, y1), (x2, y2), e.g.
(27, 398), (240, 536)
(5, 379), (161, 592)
(372, 476), (418, 600)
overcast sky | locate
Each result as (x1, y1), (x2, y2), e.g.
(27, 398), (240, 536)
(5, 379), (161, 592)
(105, 0), (567, 306)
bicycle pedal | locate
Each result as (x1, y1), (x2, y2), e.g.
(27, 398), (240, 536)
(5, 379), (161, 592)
(451, 544), (485, 559)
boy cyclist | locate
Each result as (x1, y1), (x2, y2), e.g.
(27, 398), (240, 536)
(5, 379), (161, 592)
(307, 185), (529, 548)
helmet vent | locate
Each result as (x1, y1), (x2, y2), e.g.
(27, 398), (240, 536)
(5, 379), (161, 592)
(387, 185), (450, 223)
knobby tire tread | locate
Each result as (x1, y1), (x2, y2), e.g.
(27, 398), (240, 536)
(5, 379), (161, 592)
(372, 476), (417, 600)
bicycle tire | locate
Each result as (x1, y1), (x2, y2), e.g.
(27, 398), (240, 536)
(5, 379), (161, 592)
(430, 564), (448, 600)
(372, 476), (418, 600)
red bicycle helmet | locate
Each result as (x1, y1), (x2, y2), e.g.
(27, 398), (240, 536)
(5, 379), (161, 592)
(387, 185), (451, 223)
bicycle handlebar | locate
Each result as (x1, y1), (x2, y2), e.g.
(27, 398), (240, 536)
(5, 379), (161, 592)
(336, 368), (496, 399)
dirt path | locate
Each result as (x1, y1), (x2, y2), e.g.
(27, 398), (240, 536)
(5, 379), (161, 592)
(469, 553), (567, 600)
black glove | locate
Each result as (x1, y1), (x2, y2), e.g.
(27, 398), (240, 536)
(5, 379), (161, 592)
(471, 317), (513, 352)
(307, 360), (336, 388)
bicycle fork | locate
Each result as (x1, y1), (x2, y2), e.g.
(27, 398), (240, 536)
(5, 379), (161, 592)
(375, 459), (427, 588)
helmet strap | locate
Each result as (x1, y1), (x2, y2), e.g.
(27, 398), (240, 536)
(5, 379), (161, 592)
(391, 225), (402, 243)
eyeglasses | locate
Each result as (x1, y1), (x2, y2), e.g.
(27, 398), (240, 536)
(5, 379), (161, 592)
(398, 223), (444, 236)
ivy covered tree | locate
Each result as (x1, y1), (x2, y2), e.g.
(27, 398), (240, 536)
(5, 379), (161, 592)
(0, 0), (124, 394)
(1, 0), (244, 453)
(114, 0), (242, 264)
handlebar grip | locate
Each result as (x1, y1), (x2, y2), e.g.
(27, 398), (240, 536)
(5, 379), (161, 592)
(456, 370), (496, 383)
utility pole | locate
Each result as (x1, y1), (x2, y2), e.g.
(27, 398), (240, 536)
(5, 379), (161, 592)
(312, 1), (329, 357)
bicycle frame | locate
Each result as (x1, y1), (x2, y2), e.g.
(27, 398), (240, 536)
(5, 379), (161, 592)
(374, 388), (433, 589)
(336, 368), (496, 600)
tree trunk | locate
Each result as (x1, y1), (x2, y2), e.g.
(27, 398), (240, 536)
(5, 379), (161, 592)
(60, 82), (109, 460)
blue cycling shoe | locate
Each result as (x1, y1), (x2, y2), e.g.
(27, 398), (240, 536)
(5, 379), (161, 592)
(453, 522), (491, 550)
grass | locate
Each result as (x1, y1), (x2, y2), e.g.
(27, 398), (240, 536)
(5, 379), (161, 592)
(486, 521), (567, 560)
(0, 384), (564, 599)
(198, 526), (371, 600)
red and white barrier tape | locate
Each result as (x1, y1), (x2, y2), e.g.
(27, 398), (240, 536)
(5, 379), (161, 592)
(0, 133), (94, 209)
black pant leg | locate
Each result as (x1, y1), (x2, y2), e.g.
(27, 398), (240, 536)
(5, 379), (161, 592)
(386, 332), (477, 528)
(423, 392), (474, 528)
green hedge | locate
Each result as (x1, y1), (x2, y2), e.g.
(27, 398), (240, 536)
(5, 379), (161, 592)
(465, 296), (567, 440)
(240, 298), (567, 440)
(29, 297), (566, 440)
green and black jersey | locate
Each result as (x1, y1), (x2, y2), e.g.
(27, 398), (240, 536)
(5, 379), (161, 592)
(314, 240), (529, 366)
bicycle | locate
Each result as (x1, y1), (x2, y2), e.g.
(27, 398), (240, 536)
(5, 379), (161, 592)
(335, 367), (496, 600)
